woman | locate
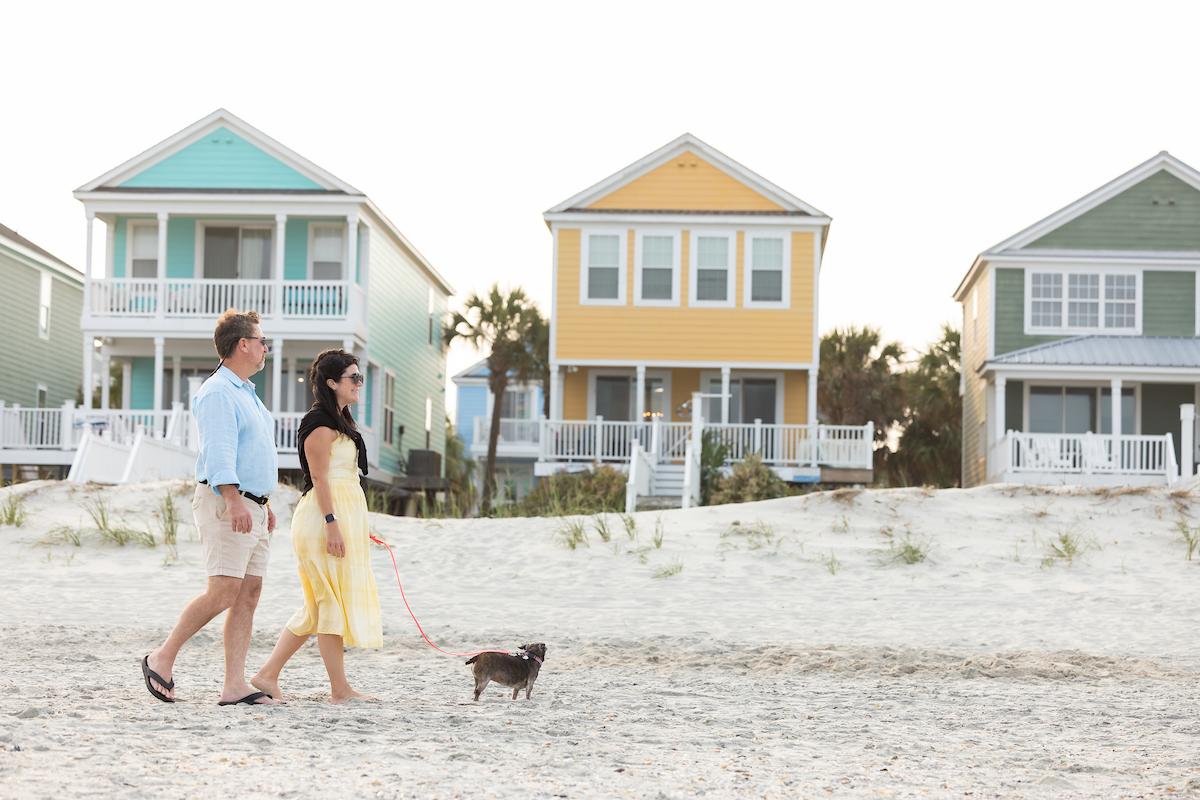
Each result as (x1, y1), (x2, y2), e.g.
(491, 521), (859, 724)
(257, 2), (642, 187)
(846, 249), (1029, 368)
(253, 349), (382, 703)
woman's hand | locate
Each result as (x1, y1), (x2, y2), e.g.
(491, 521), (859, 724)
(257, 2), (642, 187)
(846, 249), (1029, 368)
(326, 522), (346, 558)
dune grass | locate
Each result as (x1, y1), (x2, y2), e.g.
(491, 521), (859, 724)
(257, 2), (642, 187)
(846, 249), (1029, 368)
(0, 493), (27, 527)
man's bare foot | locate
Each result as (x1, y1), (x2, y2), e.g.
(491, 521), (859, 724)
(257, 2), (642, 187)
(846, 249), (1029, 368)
(331, 689), (379, 704)
(219, 684), (279, 705)
(146, 649), (175, 701)
(250, 674), (283, 702)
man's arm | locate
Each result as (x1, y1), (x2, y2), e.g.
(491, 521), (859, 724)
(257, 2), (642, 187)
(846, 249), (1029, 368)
(194, 391), (253, 533)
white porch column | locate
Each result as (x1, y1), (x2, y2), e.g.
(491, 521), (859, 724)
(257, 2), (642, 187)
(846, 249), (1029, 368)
(121, 361), (132, 409)
(81, 337), (94, 411)
(286, 357), (298, 413)
(152, 337), (165, 413)
(721, 366), (731, 424)
(550, 365), (562, 420)
(1110, 379), (1122, 440)
(99, 347), (111, 410)
(635, 365), (646, 423)
(994, 375), (1007, 444)
(272, 338), (285, 416)
(274, 214), (287, 319)
(155, 212), (168, 318)
(83, 212), (94, 318)
(346, 214), (359, 282)
(807, 367), (818, 468)
(1181, 404), (1195, 480)
(172, 356), (182, 409)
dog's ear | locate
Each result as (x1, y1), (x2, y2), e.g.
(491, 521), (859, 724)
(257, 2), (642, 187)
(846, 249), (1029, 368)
(518, 643), (530, 652)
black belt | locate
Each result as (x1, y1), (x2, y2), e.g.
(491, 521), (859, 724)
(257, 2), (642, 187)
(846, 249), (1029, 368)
(199, 480), (269, 505)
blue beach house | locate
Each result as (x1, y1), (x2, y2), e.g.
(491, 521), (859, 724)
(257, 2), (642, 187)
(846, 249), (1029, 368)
(452, 358), (543, 501)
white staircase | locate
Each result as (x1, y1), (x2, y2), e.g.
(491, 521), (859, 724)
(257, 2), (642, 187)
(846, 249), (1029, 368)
(652, 463), (685, 497)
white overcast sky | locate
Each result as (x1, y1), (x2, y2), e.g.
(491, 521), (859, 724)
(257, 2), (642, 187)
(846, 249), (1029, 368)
(4, 0), (1199, 391)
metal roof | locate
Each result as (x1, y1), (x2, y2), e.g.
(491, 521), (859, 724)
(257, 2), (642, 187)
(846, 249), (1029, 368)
(988, 335), (1200, 368)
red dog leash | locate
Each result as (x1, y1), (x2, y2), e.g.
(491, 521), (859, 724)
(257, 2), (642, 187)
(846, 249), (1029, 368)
(370, 534), (513, 660)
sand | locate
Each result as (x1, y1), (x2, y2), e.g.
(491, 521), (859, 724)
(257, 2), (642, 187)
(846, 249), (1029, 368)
(1, 478), (1199, 798)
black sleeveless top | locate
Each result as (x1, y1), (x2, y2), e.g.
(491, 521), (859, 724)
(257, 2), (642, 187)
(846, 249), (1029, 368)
(295, 405), (368, 495)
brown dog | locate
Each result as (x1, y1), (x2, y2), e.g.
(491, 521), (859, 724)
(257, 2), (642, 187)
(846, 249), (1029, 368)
(465, 643), (547, 701)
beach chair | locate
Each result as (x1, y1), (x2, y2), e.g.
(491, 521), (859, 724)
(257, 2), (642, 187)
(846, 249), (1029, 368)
(1029, 436), (1073, 472)
(1081, 434), (1116, 473)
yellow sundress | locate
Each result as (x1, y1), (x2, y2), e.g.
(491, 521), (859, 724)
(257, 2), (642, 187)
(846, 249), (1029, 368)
(286, 434), (382, 648)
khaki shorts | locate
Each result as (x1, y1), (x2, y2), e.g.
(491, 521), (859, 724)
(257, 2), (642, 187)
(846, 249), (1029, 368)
(192, 485), (271, 578)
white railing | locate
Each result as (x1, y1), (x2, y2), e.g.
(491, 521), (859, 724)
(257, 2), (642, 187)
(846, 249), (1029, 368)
(472, 417), (542, 447)
(1004, 432), (1176, 478)
(625, 441), (653, 514)
(276, 413), (304, 452)
(88, 278), (353, 319)
(538, 418), (874, 470)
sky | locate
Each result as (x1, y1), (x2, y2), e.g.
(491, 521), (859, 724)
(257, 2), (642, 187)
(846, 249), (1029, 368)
(5, 0), (1200, 403)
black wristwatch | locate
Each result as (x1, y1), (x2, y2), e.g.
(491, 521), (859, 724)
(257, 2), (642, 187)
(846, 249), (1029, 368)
(324, 513), (337, 524)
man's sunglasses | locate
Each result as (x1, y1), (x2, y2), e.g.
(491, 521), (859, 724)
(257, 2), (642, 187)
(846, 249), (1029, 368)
(338, 373), (365, 386)
(244, 336), (272, 350)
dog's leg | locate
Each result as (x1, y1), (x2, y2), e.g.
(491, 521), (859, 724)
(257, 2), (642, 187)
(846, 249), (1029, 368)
(473, 678), (489, 702)
(526, 677), (535, 700)
(511, 686), (520, 700)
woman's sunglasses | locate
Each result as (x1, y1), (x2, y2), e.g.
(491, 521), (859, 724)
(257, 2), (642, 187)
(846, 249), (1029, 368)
(338, 373), (365, 386)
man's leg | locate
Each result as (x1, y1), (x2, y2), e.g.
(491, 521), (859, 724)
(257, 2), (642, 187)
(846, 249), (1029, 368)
(220, 575), (276, 704)
(146, 576), (242, 700)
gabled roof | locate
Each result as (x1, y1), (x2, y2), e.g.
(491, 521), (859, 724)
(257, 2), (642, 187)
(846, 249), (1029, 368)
(544, 133), (829, 219)
(0, 222), (82, 282)
(988, 335), (1200, 369)
(451, 358), (539, 384)
(955, 151), (1200, 299)
(76, 108), (362, 194)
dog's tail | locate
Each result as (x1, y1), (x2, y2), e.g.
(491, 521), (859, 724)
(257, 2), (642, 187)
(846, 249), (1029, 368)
(464, 655), (478, 665)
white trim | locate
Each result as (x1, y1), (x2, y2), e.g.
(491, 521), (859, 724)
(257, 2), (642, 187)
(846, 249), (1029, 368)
(988, 362), (1200, 379)
(560, 358), (815, 370)
(585, 367), (672, 421)
(743, 231), (791, 309)
(37, 271), (52, 340)
(546, 210), (829, 227)
(579, 228), (627, 306)
(987, 266), (997, 361)
(1023, 266), (1142, 336)
(987, 250), (1200, 267)
(550, 226), (559, 362)
(688, 229), (736, 308)
(812, 233), (821, 372)
(633, 228), (681, 307)
(545, 133), (829, 217)
(0, 232), (82, 284)
(76, 108), (360, 194)
(307, 222), (347, 280)
(382, 368), (396, 447)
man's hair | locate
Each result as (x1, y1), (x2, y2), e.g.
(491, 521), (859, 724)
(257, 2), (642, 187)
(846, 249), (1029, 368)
(213, 309), (261, 359)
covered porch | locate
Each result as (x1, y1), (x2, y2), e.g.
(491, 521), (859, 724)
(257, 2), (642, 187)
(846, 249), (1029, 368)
(982, 337), (1200, 485)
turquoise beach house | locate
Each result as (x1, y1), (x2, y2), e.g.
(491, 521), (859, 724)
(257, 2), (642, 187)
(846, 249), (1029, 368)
(31, 108), (454, 484)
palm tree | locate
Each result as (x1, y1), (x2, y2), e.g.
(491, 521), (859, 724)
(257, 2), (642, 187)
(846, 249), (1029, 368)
(443, 285), (539, 516)
(818, 326), (906, 470)
(887, 326), (962, 487)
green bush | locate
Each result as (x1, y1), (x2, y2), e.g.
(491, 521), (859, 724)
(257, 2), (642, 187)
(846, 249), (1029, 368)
(508, 466), (626, 517)
(700, 430), (730, 506)
(710, 454), (788, 505)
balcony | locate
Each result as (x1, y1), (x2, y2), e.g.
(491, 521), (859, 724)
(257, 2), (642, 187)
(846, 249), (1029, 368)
(88, 278), (363, 322)
(990, 431), (1179, 486)
(469, 417), (541, 459)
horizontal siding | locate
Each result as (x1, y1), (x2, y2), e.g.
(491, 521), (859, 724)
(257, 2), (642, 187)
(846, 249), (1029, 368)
(167, 217), (196, 278)
(1027, 171), (1200, 251)
(1143, 270), (1195, 336)
(366, 226), (447, 475)
(455, 385), (488, 447)
(119, 127), (323, 190)
(0, 249), (82, 408)
(994, 268), (1063, 355)
(555, 228), (815, 364)
(961, 269), (991, 487)
(587, 151), (785, 212)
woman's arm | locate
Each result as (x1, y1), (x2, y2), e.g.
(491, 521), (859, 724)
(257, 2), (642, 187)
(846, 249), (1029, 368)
(304, 427), (345, 558)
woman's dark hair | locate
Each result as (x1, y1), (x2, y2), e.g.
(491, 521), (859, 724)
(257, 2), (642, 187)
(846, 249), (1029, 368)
(309, 349), (360, 437)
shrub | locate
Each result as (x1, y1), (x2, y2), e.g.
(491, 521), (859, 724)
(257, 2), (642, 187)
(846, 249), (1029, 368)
(511, 466), (626, 517)
(710, 454), (788, 505)
(700, 430), (730, 506)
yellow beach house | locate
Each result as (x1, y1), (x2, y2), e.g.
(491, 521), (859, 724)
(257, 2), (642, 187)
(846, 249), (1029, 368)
(531, 134), (872, 508)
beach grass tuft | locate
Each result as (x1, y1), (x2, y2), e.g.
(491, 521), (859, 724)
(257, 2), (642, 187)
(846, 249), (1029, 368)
(43, 525), (82, 547)
(557, 518), (588, 550)
(1176, 520), (1200, 561)
(0, 493), (27, 527)
(832, 515), (850, 534)
(721, 520), (775, 550)
(156, 491), (180, 548)
(891, 535), (928, 565)
(822, 551), (841, 575)
(593, 514), (612, 543)
(620, 513), (637, 541)
(653, 516), (665, 549)
(653, 561), (683, 579)
(1041, 531), (1089, 567)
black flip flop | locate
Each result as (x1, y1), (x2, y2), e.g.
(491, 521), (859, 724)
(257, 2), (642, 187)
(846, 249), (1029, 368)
(141, 655), (175, 703)
(217, 691), (274, 707)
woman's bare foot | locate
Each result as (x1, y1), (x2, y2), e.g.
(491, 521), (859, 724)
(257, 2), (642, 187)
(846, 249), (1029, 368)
(330, 689), (379, 704)
(250, 674), (284, 702)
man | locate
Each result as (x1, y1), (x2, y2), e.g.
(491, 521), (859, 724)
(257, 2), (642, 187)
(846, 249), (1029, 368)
(141, 309), (279, 706)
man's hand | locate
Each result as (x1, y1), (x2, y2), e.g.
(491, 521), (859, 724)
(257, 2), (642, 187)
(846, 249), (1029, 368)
(267, 506), (277, 534)
(218, 487), (254, 534)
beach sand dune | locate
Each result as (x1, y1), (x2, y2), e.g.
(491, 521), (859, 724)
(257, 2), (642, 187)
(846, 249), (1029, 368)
(2, 479), (1199, 798)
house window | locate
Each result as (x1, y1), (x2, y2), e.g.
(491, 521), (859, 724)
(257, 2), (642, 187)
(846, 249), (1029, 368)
(311, 224), (345, 280)
(499, 387), (530, 419)
(202, 225), (272, 279)
(593, 375), (665, 421)
(745, 234), (789, 306)
(383, 371), (396, 445)
(1028, 385), (1136, 434)
(1099, 388), (1136, 434)
(130, 223), (158, 278)
(1028, 271), (1138, 332)
(38, 272), (51, 339)
(691, 232), (735, 306)
(584, 232), (622, 301)
(636, 231), (678, 304)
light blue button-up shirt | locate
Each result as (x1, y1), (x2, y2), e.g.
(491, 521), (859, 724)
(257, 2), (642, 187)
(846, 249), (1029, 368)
(193, 366), (278, 497)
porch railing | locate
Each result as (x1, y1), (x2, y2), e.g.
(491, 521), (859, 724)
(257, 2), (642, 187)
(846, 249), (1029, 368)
(88, 278), (356, 320)
(1001, 432), (1177, 478)
(471, 417), (541, 448)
